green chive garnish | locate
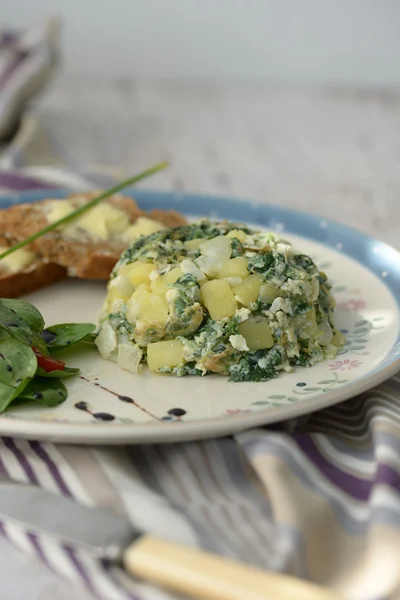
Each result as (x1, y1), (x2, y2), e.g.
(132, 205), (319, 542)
(0, 161), (169, 261)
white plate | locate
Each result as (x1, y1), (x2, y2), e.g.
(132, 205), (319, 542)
(1, 189), (400, 444)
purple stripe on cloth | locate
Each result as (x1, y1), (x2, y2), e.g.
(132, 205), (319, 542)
(27, 532), (53, 570)
(101, 560), (143, 600)
(0, 172), (57, 191)
(0, 49), (29, 89)
(64, 546), (97, 595)
(294, 435), (372, 501)
(375, 464), (400, 495)
(29, 441), (73, 497)
(0, 453), (9, 477)
(0, 32), (18, 51)
(1, 437), (39, 484)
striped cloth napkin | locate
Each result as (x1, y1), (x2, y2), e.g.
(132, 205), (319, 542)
(1, 58), (400, 600)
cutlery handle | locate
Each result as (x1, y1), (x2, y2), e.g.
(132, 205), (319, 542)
(124, 535), (341, 600)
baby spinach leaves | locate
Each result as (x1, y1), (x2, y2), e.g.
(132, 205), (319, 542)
(0, 298), (95, 413)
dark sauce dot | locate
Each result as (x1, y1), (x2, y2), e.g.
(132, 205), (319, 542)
(118, 395), (134, 404)
(296, 382), (306, 387)
(75, 401), (88, 411)
(167, 408), (186, 417)
(33, 393), (43, 400)
(340, 329), (349, 334)
(162, 416), (174, 421)
(93, 412), (115, 421)
(6, 365), (12, 372)
(94, 383), (100, 386)
(41, 329), (57, 344)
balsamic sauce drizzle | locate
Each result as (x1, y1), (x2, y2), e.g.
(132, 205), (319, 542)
(74, 401), (115, 421)
(78, 376), (162, 421)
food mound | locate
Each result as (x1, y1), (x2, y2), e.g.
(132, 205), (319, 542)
(95, 221), (345, 382)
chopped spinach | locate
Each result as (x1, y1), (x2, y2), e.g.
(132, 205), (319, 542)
(291, 296), (311, 315)
(228, 346), (285, 382)
(247, 251), (274, 274)
(230, 237), (245, 257)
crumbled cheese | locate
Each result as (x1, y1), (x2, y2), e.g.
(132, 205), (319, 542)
(270, 297), (286, 314)
(229, 334), (249, 352)
(276, 242), (294, 259)
(149, 270), (160, 282)
(111, 299), (124, 313)
(166, 288), (179, 303)
(235, 307), (250, 323)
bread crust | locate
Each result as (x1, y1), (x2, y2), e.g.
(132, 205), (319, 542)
(0, 262), (67, 298)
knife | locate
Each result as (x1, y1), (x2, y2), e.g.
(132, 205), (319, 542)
(0, 479), (342, 600)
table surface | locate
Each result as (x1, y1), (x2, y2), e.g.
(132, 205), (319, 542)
(4, 76), (400, 600)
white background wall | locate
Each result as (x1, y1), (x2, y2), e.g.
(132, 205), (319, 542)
(2, 0), (400, 85)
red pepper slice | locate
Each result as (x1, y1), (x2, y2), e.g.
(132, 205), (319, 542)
(32, 347), (66, 372)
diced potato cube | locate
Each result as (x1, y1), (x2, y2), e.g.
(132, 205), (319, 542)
(127, 285), (169, 325)
(139, 294), (169, 325)
(217, 257), (249, 279)
(118, 262), (155, 288)
(259, 283), (281, 303)
(150, 278), (168, 302)
(200, 236), (232, 261)
(331, 330), (346, 347)
(304, 306), (318, 334)
(128, 262), (156, 288)
(126, 284), (152, 322)
(107, 276), (134, 307)
(201, 279), (237, 320)
(238, 318), (274, 351)
(162, 267), (183, 285)
(232, 274), (262, 306)
(226, 229), (247, 243)
(147, 340), (184, 371)
(185, 238), (203, 251)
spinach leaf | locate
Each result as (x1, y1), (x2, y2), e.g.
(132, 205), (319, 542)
(42, 323), (96, 351)
(0, 381), (23, 413)
(17, 377), (67, 407)
(0, 299), (44, 332)
(0, 300), (47, 353)
(0, 329), (37, 388)
(36, 366), (80, 378)
(0, 330), (37, 412)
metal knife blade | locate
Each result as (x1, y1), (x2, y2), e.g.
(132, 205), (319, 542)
(0, 479), (136, 559)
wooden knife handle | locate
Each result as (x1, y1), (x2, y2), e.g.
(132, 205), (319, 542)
(123, 535), (342, 600)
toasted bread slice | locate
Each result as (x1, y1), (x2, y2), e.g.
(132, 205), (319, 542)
(0, 192), (187, 297)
